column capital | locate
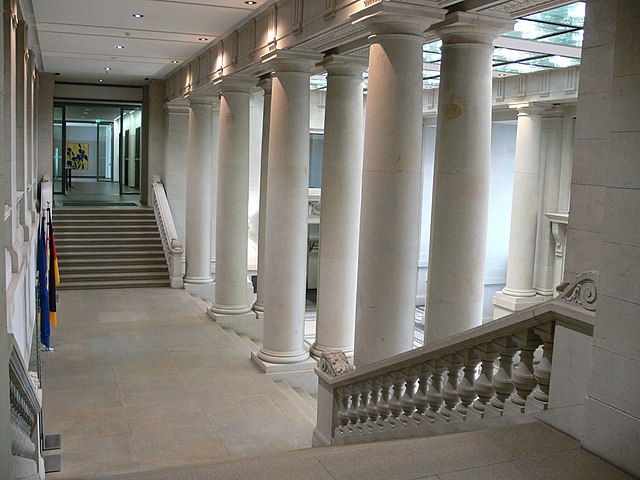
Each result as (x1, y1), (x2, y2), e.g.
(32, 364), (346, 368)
(351, 0), (445, 37)
(257, 74), (273, 94)
(260, 49), (324, 75)
(164, 101), (191, 114)
(213, 75), (256, 94)
(317, 54), (368, 77)
(509, 102), (552, 116)
(187, 94), (217, 107)
(430, 12), (514, 46)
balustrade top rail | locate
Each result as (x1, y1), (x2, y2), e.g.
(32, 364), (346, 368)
(151, 176), (184, 289)
(318, 272), (596, 389)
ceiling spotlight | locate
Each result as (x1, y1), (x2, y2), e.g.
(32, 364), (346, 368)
(115, 45), (124, 49)
(132, 13), (143, 18)
(105, 67), (111, 71)
(245, 1), (257, 4)
(171, 60), (179, 64)
(99, 79), (103, 83)
(198, 37), (208, 42)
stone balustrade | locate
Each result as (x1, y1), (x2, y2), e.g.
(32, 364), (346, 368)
(314, 272), (597, 446)
(9, 336), (41, 477)
(151, 176), (184, 289)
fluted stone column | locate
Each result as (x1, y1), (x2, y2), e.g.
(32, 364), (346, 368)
(425, 13), (513, 344)
(310, 55), (367, 359)
(252, 75), (272, 320)
(183, 96), (216, 294)
(209, 77), (257, 331)
(254, 51), (322, 367)
(351, 2), (445, 367)
(493, 104), (548, 318)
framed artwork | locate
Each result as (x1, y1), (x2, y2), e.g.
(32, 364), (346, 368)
(66, 143), (89, 170)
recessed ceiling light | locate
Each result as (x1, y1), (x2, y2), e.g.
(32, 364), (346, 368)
(245, 1), (257, 4)
(198, 37), (208, 42)
(105, 67), (111, 71)
(132, 13), (143, 18)
(115, 45), (124, 49)
(171, 60), (179, 64)
(99, 79), (103, 83)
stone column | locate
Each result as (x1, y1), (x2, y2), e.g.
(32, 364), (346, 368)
(425, 13), (513, 344)
(183, 96), (216, 294)
(351, 2), (445, 367)
(163, 102), (190, 242)
(493, 104), (547, 318)
(252, 76), (272, 320)
(209, 77), (257, 332)
(310, 55), (367, 359)
(255, 51), (321, 367)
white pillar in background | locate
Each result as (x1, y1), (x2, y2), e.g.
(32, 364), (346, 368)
(425, 13), (513, 344)
(252, 75), (272, 319)
(351, 2), (446, 367)
(209, 77), (257, 328)
(493, 104), (547, 318)
(255, 51), (322, 366)
(310, 55), (366, 359)
(183, 97), (215, 291)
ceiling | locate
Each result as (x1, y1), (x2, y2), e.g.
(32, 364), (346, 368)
(28, 0), (583, 88)
(30, 0), (268, 85)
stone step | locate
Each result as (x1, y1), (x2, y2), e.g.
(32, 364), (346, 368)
(276, 382), (317, 423)
(55, 224), (159, 232)
(251, 375), (316, 432)
(294, 387), (318, 410)
(58, 264), (168, 274)
(238, 334), (261, 353)
(55, 219), (157, 227)
(57, 243), (164, 252)
(58, 279), (170, 290)
(55, 230), (160, 238)
(57, 256), (166, 266)
(54, 236), (162, 245)
(222, 329), (254, 355)
(59, 271), (169, 282)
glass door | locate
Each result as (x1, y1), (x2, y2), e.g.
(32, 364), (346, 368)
(118, 106), (142, 195)
(53, 106), (65, 194)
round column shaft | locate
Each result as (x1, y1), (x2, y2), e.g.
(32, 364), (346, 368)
(503, 105), (546, 297)
(257, 52), (321, 365)
(352, 3), (445, 367)
(184, 97), (215, 286)
(311, 55), (366, 358)
(210, 78), (255, 320)
(425, 13), (513, 343)
(252, 76), (272, 317)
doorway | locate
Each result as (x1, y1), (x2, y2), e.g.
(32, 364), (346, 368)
(53, 102), (143, 206)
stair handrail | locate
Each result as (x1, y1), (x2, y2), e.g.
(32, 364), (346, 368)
(314, 271), (598, 446)
(151, 176), (183, 288)
(8, 334), (42, 477)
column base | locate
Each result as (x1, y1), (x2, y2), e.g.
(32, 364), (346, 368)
(492, 291), (546, 319)
(208, 308), (262, 341)
(251, 352), (318, 393)
(184, 281), (214, 300)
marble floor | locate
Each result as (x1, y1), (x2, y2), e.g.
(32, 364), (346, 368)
(40, 288), (315, 479)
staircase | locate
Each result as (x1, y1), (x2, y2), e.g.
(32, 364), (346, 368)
(54, 207), (170, 290)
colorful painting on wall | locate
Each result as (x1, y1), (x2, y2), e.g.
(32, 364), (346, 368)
(66, 143), (89, 170)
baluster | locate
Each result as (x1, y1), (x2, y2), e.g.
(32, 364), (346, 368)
(336, 387), (351, 436)
(411, 363), (431, 424)
(399, 367), (419, 426)
(456, 348), (480, 418)
(505, 328), (542, 414)
(367, 377), (383, 431)
(387, 371), (405, 427)
(347, 384), (362, 433)
(440, 354), (463, 421)
(486, 337), (519, 417)
(469, 343), (500, 420)
(425, 359), (446, 421)
(375, 375), (394, 430)
(532, 322), (555, 410)
(358, 381), (372, 434)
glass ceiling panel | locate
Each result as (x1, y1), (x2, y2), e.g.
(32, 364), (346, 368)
(537, 29), (584, 47)
(523, 55), (581, 68)
(492, 47), (542, 63)
(525, 2), (585, 27)
(503, 19), (573, 40)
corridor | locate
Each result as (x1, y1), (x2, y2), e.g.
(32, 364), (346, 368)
(40, 288), (314, 478)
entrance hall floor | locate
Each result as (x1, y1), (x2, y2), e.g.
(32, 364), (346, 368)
(41, 288), (314, 479)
